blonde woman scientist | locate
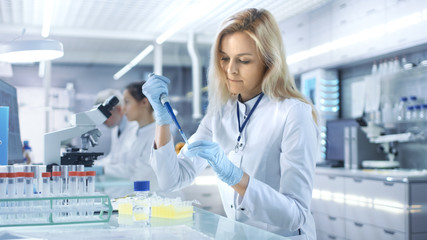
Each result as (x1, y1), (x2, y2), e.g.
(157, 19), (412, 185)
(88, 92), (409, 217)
(143, 8), (319, 239)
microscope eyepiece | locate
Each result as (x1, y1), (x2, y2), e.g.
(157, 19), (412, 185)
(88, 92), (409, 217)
(102, 96), (119, 112)
(98, 95), (119, 118)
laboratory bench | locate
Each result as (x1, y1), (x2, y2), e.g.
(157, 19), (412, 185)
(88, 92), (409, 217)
(312, 167), (427, 240)
(1, 207), (296, 240)
(0, 173), (300, 240)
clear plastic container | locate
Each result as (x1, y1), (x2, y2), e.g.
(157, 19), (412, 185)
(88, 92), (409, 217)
(413, 105), (422, 121)
(132, 181), (151, 227)
(397, 97), (408, 121)
(421, 104), (427, 120)
(406, 106), (414, 121)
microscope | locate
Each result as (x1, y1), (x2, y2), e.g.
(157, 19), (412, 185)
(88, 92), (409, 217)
(358, 117), (420, 168)
(44, 96), (118, 169)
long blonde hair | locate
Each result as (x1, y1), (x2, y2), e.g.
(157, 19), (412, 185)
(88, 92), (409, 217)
(207, 8), (318, 124)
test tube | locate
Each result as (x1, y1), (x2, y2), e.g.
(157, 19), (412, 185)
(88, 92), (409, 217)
(76, 165), (85, 172)
(7, 172), (16, 198)
(15, 172), (25, 222)
(41, 172), (51, 197)
(24, 166), (33, 195)
(69, 165), (77, 172)
(25, 172), (34, 197)
(40, 172), (51, 223)
(77, 172), (86, 194)
(6, 168), (16, 222)
(51, 171), (61, 220)
(69, 171), (78, 190)
(86, 171), (96, 195)
(0, 173), (7, 198)
(30, 165), (40, 195)
(77, 171), (86, 216)
(24, 172), (34, 221)
(0, 173), (6, 224)
(60, 165), (69, 195)
(86, 171), (96, 217)
(15, 172), (25, 197)
(68, 171), (78, 218)
(51, 171), (61, 196)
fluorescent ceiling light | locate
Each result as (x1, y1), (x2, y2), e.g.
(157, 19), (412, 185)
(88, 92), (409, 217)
(42, 0), (54, 38)
(156, 20), (188, 45)
(113, 44), (154, 80)
(0, 39), (64, 63)
(287, 10), (427, 65)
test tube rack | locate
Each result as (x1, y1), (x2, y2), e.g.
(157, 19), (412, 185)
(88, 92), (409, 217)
(0, 193), (112, 227)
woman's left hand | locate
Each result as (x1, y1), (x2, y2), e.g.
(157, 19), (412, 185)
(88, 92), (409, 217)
(186, 140), (243, 186)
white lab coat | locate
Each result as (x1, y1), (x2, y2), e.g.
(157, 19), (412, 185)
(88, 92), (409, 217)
(124, 122), (161, 190)
(97, 117), (138, 178)
(151, 96), (319, 239)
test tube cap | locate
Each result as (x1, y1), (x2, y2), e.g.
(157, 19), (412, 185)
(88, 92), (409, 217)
(86, 171), (96, 176)
(134, 180), (150, 192)
(0, 173), (7, 178)
(68, 171), (78, 177)
(7, 173), (16, 178)
(52, 171), (61, 177)
(25, 172), (35, 178)
(16, 172), (26, 178)
(42, 172), (51, 178)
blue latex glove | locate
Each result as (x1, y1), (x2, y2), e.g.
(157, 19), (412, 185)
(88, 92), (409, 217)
(142, 74), (172, 125)
(187, 140), (243, 186)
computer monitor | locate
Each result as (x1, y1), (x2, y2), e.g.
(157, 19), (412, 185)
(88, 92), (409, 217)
(325, 119), (359, 165)
(0, 79), (24, 164)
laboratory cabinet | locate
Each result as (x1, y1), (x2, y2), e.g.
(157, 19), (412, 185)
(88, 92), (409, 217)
(312, 168), (427, 240)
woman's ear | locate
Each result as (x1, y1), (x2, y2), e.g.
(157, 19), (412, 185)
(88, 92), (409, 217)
(141, 98), (151, 108)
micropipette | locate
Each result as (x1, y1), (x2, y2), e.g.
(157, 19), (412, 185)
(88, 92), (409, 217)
(148, 73), (189, 145)
(160, 93), (189, 145)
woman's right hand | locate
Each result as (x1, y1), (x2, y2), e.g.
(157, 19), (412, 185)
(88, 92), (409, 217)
(142, 74), (172, 125)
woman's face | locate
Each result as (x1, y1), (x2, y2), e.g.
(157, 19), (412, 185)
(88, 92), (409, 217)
(123, 89), (142, 121)
(219, 32), (266, 101)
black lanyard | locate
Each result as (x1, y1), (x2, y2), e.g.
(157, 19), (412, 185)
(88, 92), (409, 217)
(236, 93), (264, 143)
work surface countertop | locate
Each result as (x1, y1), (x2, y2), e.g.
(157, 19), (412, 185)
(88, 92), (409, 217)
(316, 167), (427, 183)
(0, 207), (298, 240)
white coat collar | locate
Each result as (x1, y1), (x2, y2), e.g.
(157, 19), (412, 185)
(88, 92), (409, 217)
(237, 93), (264, 115)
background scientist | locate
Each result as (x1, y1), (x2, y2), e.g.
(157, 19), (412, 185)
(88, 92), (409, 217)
(94, 89), (138, 180)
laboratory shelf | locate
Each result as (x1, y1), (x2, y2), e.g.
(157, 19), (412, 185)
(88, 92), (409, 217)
(0, 194), (112, 227)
